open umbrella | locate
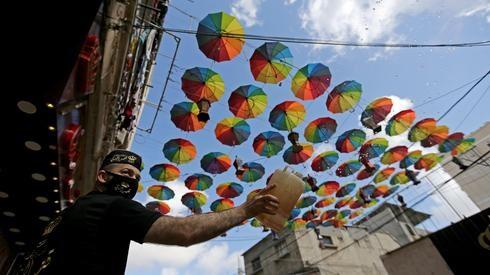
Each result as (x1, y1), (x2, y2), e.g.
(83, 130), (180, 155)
(336, 160), (362, 177)
(252, 131), (285, 158)
(216, 182), (244, 198)
(385, 109), (416, 136)
(415, 153), (443, 171)
(421, 125), (449, 147)
(337, 209), (351, 220)
(315, 197), (336, 208)
(283, 143), (314, 164)
(288, 218), (306, 230)
(306, 219), (323, 229)
(336, 183), (357, 197)
(316, 181), (340, 196)
(381, 146), (409, 165)
(302, 209), (321, 221)
(145, 201), (171, 215)
(236, 162), (265, 182)
(147, 185), (175, 200)
(228, 85), (267, 119)
(304, 117), (337, 143)
(181, 67), (225, 103)
(372, 185), (390, 198)
(356, 164), (380, 180)
(184, 173), (213, 191)
(359, 138), (389, 160)
(295, 195), (317, 208)
(291, 63), (332, 100)
(373, 167), (396, 184)
(335, 197), (353, 209)
(390, 170), (416, 185)
(438, 132), (464, 153)
(399, 150), (422, 169)
(289, 208), (302, 220)
(269, 101), (306, 131)
(383, 186), (400, 198)
(210, 198), (235, 212)
(149, 163), (180, 182)
(320, 209), (338, 222)
(408, 118), (437, 142)
(215, 117), (251, 146)
(200, 152), (232, 174)
(349, 209), (364, 219)
(181, 191), (207, 212)
(452, 138), (476, 156)
(170, 101), (207, 132)
(311, 151), (339, 172)
(326, 80), (362, 113)
(336, 129), (366, 153)
(249, 42), (293, 84)
(361, 97), (393, 129)
(163, 138), (197, 165)
(250, 218), (262, 227)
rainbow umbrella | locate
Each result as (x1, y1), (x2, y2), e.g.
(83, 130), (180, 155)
(314, 197), (336, 208)
(181, 67), (225, 103)
(336, 183), (357, 197)
(421, 125), (449, 147)
(291, 63), (332, 100)
(289, 208), (301, 220)
(373, 167), (396, 184)
(303, 180), (312, 193)
(283, 143), (314, 165)
(250, 218), (262, 227)
(361, 97), (393, 129)
(311, 151), (339, 172)
(452, 138), (476, 156)
(210, 198), (235, 212)
(383, 186), (400, 198)
(295, 195), (317, 208)
(246, 189), (262, 202)
(356, 164), (380, 180)
(363, 199), (379, 208)
(335, 197), (353, 209)
(438, 132), (464, 153)
(269, 101), (306, 131)
(184, 173), (213, 191)
(415, 153), (443, 171)
(215, 117), (251, 146)
(337, 209), (351, 220)
(145, 201), (171, 215)
(200, 152), (232, 174)
(181, 191), (207, 211)
(170, 101), (207, 132)
(163, 138), (197, 165)
(302, 209), (321, 221)
(359, 184), (376, 198)
(147, 185), (175, 200)
(349, 199), (364, 210)
(390, 171), (415, 185)
(216, 182), (244, 198)
(149, 163), (180, 182)
(372, 185), (390, 198)
(385, 109), (416, 136)
(336, 129), (366, 153)
(288, 218), (306, 230)
(228, 85), (267, 119)
(304, 117), (337, 143)
(399, 150), (422, 169)
(196, 12), (244, 62)
(408, 118), (437, 142)
(349, 209), (364, 219)
(336, 160), (362, 177)
(236, 162), (265, 182)
(320, 209), (338, 222)
(316, 181), (340, 196)
(249, 42), (293, 84)
(381, 146), (409, 165)
(326, 80), (362, 113)
(359, 138), (389, 160)
(252, 131), (285, 158)
(306, 219), (322, 229)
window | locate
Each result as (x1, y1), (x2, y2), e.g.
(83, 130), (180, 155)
(275, 240), (289, 258)
(252, 258), (262, 272)
(319, 235), (336, 249)
(405, 224), (416, 236)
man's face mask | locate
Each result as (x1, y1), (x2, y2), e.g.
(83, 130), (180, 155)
(103, 171), (139, 199)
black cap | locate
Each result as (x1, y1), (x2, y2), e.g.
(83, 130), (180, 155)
(100, 150), (143, 171)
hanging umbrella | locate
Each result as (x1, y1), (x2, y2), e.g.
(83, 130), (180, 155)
(356, 164), (380, 180)
(249, 42), (293, 84)
(295, 195), (317, 208)
(438, 132), (465, 153)
(283, 143), (314, 164)
(291, 63), (332, 100)
(336, 129), (366, 153)
(184, 173), (213, 191)
(250, 218), (262, 227)
(181, 67), (225, 103)
(181, 191), (207, 212)
(320, 209), (338, 222)
(363, 199), (379, 208)
(252, 131), (285, 158)
(383, 186), (400, 198)
(314, 197), (336, 208)
(216, 182), (244, 198)
(415, 153), (443, 171)
(170, 101), (207, 132)
(372, 185), (390, 198)
(311, 151), (339, 172)
(316, 181), (340, 196)
(335, 197), (353, 209)
(421, 125), (449, 147)
(349, 199), (364, 210)
(162, 138), (197, 165)
(304, 117), (337, 143)
(452, 138), (476, 156)
(385, 109), (416, 136)
(215, 117), (251, 146)
(200, 152), (232, 174)
(269, 101), (306, 131)
(349, 209), (364, 219)
(359, 138), (389, 160)
(306, 219), (322, 229)
(149, 163), (180, 182)
(359, 184), (376, 198)
(302, 209), (321, 221)
(361, 97), (393, 129)
(336, 160), (362, 177)
(373, 167), (396, 184)
(196, 12), (244, 62)
(326, 80), (362, 113)
(210, 198), (235, 212)
(336, 209), (351, 220)
(408, 118), (437, 142)
(236, 162), (265, 182)
(147, 185), (175, 200)
(390, 171), (415, 185)
(381, 146), (409, 165)
(228, 85), (267, 119)
(145, 201), (171, 215)
(399, 150), (422, 169)
(289, 208), (302, 220)
(336, 183), (357, 197)
(288, 218), (306, 230)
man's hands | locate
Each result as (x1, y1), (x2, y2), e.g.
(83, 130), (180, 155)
(242, 184), (280, 219)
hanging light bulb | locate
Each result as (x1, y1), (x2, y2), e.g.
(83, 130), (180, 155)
(197, 99), (211, 122)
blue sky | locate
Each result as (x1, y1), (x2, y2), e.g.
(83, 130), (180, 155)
(126, 1), (490, 274)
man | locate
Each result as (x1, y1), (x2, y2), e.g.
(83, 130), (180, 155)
(51, 150), (279, 274)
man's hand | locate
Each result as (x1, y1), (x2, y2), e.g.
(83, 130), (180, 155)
(242, 184), (280, 218)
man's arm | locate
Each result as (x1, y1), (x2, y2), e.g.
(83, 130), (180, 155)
(144, 184), (279, 246)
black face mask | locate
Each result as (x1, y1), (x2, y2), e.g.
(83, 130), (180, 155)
(103, 171), (139, 199)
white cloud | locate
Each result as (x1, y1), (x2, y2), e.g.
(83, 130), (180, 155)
(161, 268), (179, 275)
(231, 0), (263, 27)
(457, 2), (490, 23)
(195, 243), (243, 274)
(284, 0), (298, 5)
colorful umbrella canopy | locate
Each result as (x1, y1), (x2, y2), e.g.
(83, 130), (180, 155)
(381, 146), (409, 165)
(373, 167), (396, 184)
(311, 151), (339, 172)
(326, 80), (362, 113)
(302, 209), (321, 221)
(252, 131), (285, 158)
(336, 129), (366, 153)
(283, 143), (314, 164)
(316, 181), (340, 196)
(149, 163), (180, 182)
(291, 63), (332, 100)
(250, 218), (262, 227)
(181, 67), (225, 103)
(399, 150), (422, 169)
(363, 199), (379, 208)
(184, 173), (213, 191)
(336, 160), (362, 177)
(246, 188), (262, 202)
(269, 101), (306, 131)
(145, 201), (171, 215)
(215, 117), (251, 146)
(385, 109), (416, 136)
(390, 171), (413, 185)
(295, 195), (317, 208)
(320, 209), (338, 221)
(415, 153), (443, 171)
(349, 209), (364, 219)
(170, 101), (207, 132)
(335, 197), (353, 209)
(288, 218), (306, 230)
(138, 182), (144, 193)
(359, 138), (389, 160)
(210, 198), (235, 212)
(452, 138), (476, 156)
(200, 152), (232, 174)
(306, 219), (322, 229)
(196, 12), (244, 62)
(408, 118), (437, 142)
(356, 164), (380, 180)
(337, 209), (351, 220)
(372, 185), (390, 198)
(181, 191), (207, 211)
(236, 162), (265, 182)
(162, 138), (197, 165)
(289, 208), (301, 220)
(383, 186), (400, 198)
(315, 197), (336, 208)
(421, 125), (449, 147)
(336, 183), (357, 197)
(147, 185), (175, 200)
(349, 199), (364, 210)
(304, 117), (337, 143)
(228, 85), (267, 119)
(216, 182), (244, 198)
(249, 42), (293, 84)
(438, 132), (464, 153)
(361, 97), (393, 129)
